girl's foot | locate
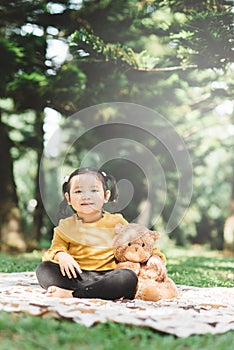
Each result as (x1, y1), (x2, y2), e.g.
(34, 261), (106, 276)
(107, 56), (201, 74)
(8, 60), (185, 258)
(46, 286), (73, 298)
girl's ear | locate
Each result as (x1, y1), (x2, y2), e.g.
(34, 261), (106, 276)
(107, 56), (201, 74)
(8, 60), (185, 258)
(104, 190), (111, 203)
(65, 192), (71, 205)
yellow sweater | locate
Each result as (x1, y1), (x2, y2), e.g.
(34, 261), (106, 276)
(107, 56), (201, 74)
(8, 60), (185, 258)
(43, 212), (166, 271)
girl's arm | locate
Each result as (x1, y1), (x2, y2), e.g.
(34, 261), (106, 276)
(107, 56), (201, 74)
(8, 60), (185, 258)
(42, 229), (82, 278)
(55, 251), (82, 279)
(42, 229), (69, 262)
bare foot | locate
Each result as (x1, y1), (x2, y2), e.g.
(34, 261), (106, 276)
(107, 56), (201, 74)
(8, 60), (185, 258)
(46, 286), (74, 298)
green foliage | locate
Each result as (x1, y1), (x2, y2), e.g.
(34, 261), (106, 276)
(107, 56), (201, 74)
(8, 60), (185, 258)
(7, 71), (48, 111)
(69, 2), (233, 71)
(51, 0), (234, 249)
(70, 28), (149, 69)
(48, 62), (87, 114)
(171, 10), (234, 68)
(0, 39), (24, 95)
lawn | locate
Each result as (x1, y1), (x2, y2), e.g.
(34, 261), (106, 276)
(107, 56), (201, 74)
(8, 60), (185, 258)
(0, 247), (233, 350)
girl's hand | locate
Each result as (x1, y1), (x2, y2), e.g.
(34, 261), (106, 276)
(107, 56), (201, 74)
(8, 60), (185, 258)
(55, 252), (82, 279)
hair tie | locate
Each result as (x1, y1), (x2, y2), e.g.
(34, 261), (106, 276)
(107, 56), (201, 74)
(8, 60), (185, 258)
(101, 171), (107, 177)
(64, 176), (69, 182)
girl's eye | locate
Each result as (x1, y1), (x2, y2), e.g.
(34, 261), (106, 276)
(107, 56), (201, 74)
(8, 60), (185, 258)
(75, 190), (82, 194)
(91, 189), (98, 193)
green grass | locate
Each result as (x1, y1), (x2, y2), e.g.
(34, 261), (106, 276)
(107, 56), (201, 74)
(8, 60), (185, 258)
(166, 247), (234, 288)
(0, 250), (41, 273)
(0, 247), (234, 350)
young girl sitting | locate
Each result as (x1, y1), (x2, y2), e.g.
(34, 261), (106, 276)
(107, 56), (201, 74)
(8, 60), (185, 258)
(36, 167), (166, 300)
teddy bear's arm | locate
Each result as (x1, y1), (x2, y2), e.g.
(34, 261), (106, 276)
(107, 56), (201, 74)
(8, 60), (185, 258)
(146, 255), (167, 280)
(115, 262), (141, 275)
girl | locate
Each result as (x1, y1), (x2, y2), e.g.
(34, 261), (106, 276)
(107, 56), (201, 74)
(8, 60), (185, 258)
(36, 167), (166, 300)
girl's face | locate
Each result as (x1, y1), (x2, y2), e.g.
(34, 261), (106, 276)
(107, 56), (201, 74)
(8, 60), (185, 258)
(65, 173), (110, 220)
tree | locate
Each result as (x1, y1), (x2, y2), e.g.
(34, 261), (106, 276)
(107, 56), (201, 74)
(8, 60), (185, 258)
(0, 0), (84, 250)
(1, 0), (233, 251)
(66, 0), (233, 247)
(0, 1), (27, 251)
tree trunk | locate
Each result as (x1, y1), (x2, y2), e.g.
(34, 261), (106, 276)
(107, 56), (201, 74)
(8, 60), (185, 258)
(30, 111), (45, 247)
(223, 165), (234, 253)
(0, 116), (26, 252)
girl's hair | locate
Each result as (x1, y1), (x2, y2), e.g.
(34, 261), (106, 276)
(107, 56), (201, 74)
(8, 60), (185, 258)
(57, 167), (118, 222)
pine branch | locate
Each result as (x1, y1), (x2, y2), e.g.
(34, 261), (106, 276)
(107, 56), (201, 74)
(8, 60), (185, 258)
(132, 64), (197, 72)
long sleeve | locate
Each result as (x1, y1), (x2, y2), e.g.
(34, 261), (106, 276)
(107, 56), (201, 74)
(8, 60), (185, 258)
(42, 228), (69, 262)
(41, 212), (129, 270)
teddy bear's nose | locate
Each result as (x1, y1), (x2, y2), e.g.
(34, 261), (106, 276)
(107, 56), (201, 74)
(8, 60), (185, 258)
(135, 247), (139, 251)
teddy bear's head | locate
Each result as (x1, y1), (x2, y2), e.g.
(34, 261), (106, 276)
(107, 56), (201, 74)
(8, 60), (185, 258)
(113, 223), (160, 263)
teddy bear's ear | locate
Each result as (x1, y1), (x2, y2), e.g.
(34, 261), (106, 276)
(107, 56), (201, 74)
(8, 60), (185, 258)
(115, 223), (123, 234)
(150, 230), (160, 241)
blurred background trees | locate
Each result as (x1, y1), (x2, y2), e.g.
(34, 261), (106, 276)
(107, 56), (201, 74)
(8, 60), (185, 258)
(0, 0), (233, 252)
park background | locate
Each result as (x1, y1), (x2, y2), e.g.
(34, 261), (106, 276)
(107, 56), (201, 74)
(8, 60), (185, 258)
(0, 0), (233, 255)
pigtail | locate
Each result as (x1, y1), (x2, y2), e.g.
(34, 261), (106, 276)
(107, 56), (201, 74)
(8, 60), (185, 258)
(56, 199), (68, 223)
(62, 180), (69, 195)
(104, 174), (118, 202)
(56, 179), (74, 224)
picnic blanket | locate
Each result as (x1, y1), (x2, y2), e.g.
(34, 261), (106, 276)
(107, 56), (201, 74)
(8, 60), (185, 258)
(0, 272), (234, 338)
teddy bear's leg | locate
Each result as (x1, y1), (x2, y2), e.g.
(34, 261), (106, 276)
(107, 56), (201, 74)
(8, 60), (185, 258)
(135, 278), (178, 302)
(157, 278), (178, 299)
(135, 279), (162, 302)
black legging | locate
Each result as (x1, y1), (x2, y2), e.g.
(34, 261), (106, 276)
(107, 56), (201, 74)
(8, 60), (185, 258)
(36, 261), (138, 300)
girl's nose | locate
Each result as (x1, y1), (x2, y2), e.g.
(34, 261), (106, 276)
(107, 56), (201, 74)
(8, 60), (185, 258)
(82, 191), (91, 199)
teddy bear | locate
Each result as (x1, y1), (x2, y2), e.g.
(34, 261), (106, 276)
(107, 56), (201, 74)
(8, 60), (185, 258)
(113, 223), (178, 302)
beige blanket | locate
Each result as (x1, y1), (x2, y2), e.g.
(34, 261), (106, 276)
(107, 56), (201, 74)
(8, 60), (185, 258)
(0, 272), (234, 338)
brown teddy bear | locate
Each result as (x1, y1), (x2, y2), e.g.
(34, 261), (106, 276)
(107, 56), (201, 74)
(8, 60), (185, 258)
(113, 223), (178, 302)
